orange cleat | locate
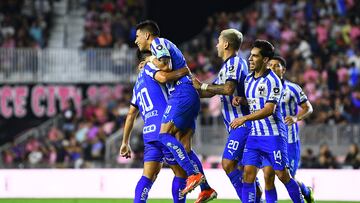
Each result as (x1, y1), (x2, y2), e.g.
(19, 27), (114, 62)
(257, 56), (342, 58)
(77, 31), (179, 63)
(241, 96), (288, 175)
(195, 188), (218, 203)
(181, 173), (205, 196)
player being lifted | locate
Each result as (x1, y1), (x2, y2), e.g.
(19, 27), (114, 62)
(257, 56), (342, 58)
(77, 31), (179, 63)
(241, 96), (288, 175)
(134, 20), (212, 197)
(192, 29), (263, 203)
(120, 50), (190, 202)
(265, 55), (314, 203)
(230, 40), (304, 203)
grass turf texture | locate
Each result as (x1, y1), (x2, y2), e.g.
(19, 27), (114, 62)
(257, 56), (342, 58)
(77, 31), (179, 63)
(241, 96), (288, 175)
(0, 199), (359, 203)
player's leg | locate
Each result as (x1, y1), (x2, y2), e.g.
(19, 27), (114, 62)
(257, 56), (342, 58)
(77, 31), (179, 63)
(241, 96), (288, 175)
(242, 136), (263, 203)
(254, 172), (264, 203)
(289, 141), (314, 203)
(178, 128), (212, 190)
(221, 127), (247, 200)
(161, 141), (187, 203)
(159, 87), (204, 195)
(134, 142), (163, 203)
(168, 162), (188, 203)
(158, 121), (198, 177)
(178, 129), (217, 203)
(265, 136), (304, 203)
(262, 166), (277, 203)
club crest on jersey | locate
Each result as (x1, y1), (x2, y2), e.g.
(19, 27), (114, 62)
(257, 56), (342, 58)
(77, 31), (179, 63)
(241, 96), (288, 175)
(258, 85), (266, 95)
(156, 44), (163, 50)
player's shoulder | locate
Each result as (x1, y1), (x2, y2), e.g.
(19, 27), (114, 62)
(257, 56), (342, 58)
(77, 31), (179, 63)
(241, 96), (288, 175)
(145, 62), (158, 70)
(284, 79), (302, 91)
(266, 69), (282, 83)
(245, 71), (254, 81)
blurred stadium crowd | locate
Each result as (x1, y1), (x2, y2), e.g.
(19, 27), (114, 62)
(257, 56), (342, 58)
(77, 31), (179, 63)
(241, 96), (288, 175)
(1, 0), (360, 169)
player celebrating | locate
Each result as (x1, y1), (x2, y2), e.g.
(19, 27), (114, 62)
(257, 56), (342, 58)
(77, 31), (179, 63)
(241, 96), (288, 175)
(120, 50), (190, 202)
(266, 55), (314, 203)
(135, 20), (205, 195)
(230, 40), (304, 203)
(193, 29), (263, 203)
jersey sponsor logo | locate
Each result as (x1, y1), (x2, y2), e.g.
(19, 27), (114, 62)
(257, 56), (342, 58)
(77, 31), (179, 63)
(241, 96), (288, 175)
(273, 87), (280, 94)
(144, 110), (159, 122)
(166, 142), (185, 161)
(228, 65), (235, 72)
(156, 44), (163, 50)
(143, 124), (157, 134)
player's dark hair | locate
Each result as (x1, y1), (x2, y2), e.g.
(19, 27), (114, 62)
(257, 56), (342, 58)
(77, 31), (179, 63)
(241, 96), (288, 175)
(136, 49), (152, 62)
(272, 55), (287, 68)
(253, 40), (275, 58)
(136, 20), (160, 37)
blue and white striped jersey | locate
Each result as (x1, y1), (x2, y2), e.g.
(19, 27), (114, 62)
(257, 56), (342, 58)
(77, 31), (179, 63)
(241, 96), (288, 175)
(213, 55), (250, 132)
(150, 37), (192, 93)
(280, 80), (308, 143)
(244, 69), (286, 137)
(130, 62), (168, 143)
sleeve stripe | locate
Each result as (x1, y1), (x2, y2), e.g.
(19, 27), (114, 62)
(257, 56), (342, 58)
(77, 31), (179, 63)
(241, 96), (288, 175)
(287, 85), (301, 103)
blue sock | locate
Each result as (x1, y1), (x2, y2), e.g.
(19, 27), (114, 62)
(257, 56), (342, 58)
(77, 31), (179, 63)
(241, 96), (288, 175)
(284, 178), (304, 203)
(172, 176), (187, 203)
(265, 188), (278, 203)
(298, 181), (310, 198)
(227, 169), (243, 200)
(159, 133), (195, 176)
(255, 177), (262, 203)
(134, 176), (153, 203)
(242, 182), (256, 203)
(188, 150), (210, 190)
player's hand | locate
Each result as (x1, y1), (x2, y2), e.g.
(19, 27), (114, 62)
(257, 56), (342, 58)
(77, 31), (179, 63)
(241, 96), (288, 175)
(284, 116), (298, 125)
(119, 143), (132, 159)
(232, 96), (241, 106)
(138, 61), (147, 70)
(192, 77), (201, 90)
(232, 96), (248, 106)
(230, 117), (246, 129)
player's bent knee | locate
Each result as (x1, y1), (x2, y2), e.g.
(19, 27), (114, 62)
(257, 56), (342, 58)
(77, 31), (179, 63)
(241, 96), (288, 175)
(160, 122), (178, 134)
(221, 159), (237, 174)
(275, 169), (291, 183)
(170, 165), (187, 178)
(143, 162), (162, 181)
(243, 166), (257, 183)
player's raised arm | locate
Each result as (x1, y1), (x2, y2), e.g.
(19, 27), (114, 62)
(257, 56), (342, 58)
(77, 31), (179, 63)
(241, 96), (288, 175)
(119, 104), (139, 159)
(154, 66), (190, 83)
(149, 56), (172, 72)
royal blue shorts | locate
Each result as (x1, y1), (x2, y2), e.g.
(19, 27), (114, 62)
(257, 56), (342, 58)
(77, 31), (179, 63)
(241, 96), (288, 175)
(143, 141), (177, 165)
(243, 135), (288, 171)
(162, 83), (200, 132)
(222, 126), (249, 165)
(287, 140), (301, 177)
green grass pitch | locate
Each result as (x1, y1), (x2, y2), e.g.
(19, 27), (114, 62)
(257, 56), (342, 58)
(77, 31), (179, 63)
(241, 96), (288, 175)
(0, 199), (359, 203)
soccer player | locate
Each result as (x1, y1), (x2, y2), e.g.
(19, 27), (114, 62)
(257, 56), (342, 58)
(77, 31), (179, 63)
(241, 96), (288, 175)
(266, 55), (314, 203)
(120, 50), (192, 202)
(230, 40), (304, 203)
(192, 29), (263, 203)
(134, 20), (207, 196)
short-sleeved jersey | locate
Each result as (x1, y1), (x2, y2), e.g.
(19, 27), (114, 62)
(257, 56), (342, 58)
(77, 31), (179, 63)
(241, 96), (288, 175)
(280, 80), (308, 143)
(150, 37), (192, 93)
(244, 69), (286, 137)
(213, 55), (250, 132)
(130, 62), (168, 143)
